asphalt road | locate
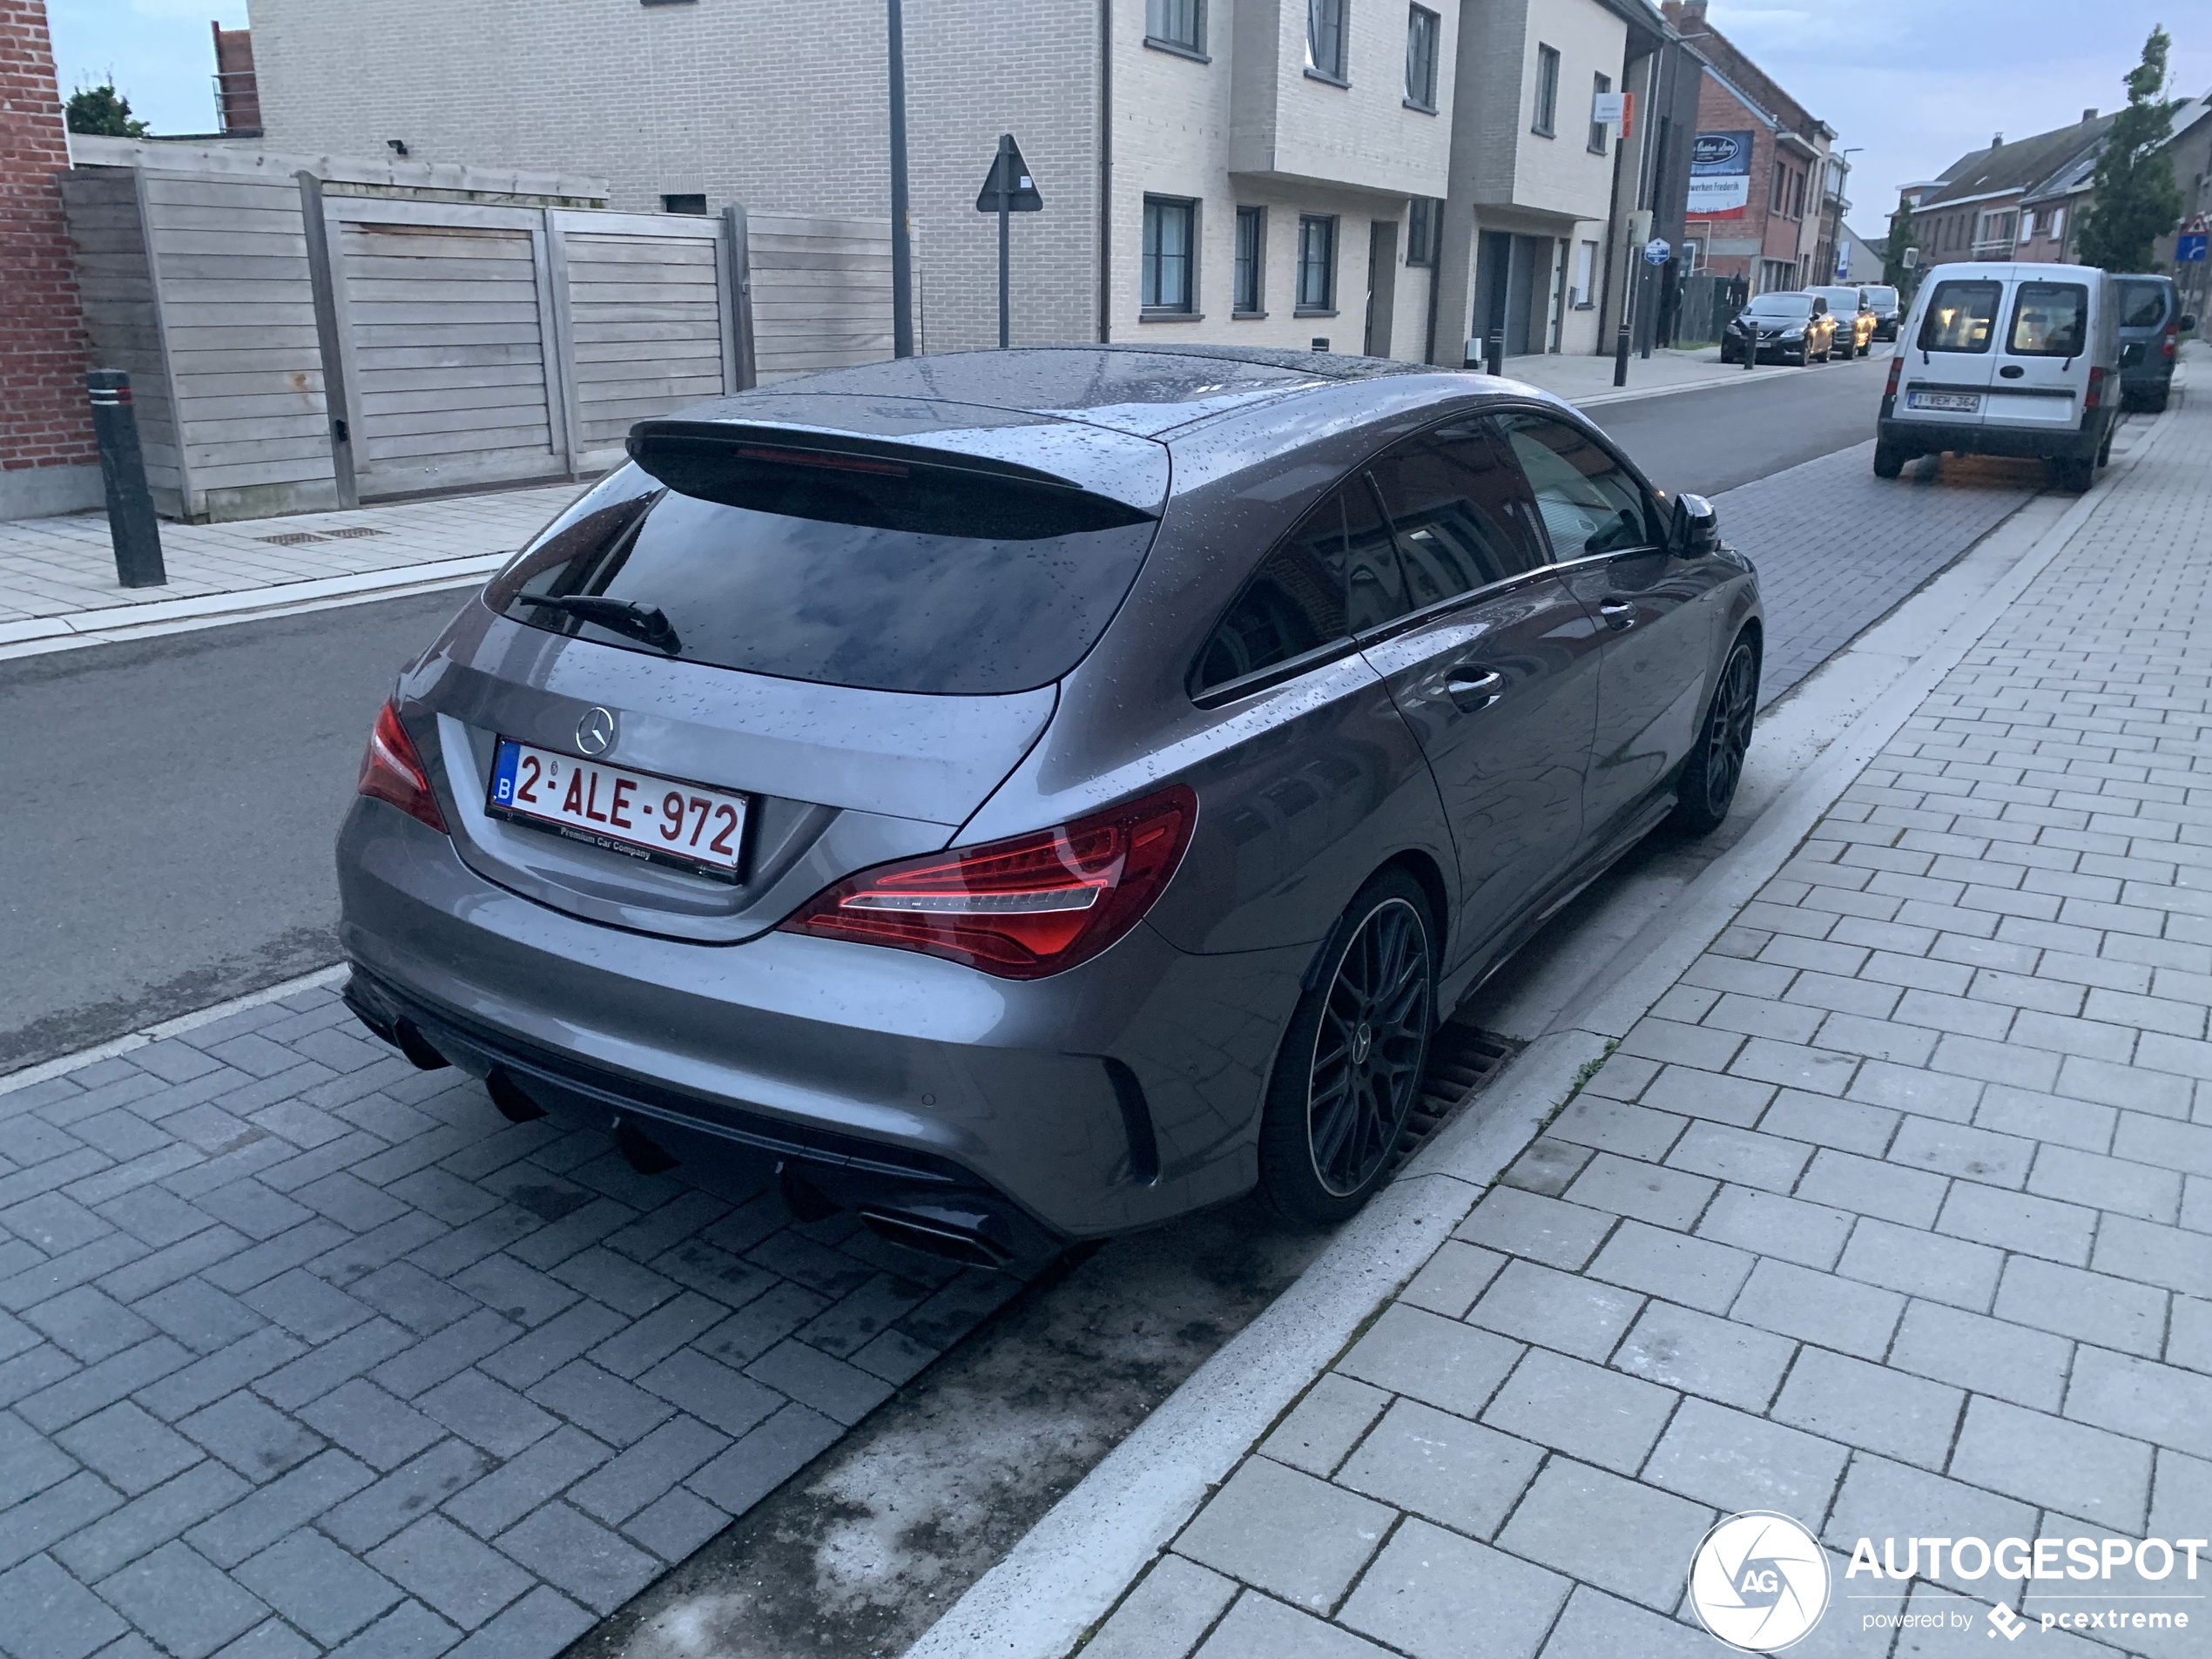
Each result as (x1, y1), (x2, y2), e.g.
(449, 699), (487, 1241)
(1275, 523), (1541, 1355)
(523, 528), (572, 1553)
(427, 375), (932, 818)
(0, 359), (1892, 1076)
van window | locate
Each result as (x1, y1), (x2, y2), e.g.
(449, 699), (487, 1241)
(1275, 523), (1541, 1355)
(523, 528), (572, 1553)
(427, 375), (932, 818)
(1918, 280), (2003, 354)
(1865, 287), (1898, 308)
(2007, 282), (2087, 357)
(1193, 484), (1369, 692)
(2118, 280), (2169, 329)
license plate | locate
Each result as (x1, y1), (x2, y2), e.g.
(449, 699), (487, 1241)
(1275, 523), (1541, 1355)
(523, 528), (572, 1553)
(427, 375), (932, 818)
(488, 738), (748, 880)
(1907, 390), (1981, 413)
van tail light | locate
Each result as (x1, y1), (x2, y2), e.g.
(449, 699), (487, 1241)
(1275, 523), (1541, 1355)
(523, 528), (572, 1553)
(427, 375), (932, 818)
(2085, 367), (2107, 410)
(1884, 356), (1903, 399)
(358, 701), (448, 834)
(2163, 324), (2179, 361)
(779, 786), (1197, 980)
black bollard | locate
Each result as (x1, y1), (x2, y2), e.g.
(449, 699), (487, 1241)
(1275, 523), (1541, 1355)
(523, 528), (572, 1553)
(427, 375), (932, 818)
(1485, 328), (1504, 379)
(85, 370), (165, 588)
(1614, 326), (1631, 388)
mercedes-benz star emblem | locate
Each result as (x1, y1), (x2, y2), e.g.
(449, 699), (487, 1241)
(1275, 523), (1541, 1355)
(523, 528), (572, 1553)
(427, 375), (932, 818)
(575, 707), (617, 757)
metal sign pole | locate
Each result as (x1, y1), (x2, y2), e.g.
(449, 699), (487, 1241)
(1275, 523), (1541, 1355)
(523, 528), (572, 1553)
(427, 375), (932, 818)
(997, 135), (1012, 348)
(888, 0), (914, 357)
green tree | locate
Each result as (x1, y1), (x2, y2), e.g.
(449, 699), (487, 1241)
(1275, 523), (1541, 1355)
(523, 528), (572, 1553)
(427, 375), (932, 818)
(1882, 195), (1922, 298)
(2077, 27), (2185, 272)
(65, 82), (149, 137)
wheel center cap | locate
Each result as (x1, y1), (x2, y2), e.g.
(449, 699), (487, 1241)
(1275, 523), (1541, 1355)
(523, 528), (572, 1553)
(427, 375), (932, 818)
(1352, 1022), (1373, 1065)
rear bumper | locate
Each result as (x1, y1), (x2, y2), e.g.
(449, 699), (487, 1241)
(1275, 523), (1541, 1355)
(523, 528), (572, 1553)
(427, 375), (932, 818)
(1878, 415), (2099, 462)
(337, 799), (1306, 1244)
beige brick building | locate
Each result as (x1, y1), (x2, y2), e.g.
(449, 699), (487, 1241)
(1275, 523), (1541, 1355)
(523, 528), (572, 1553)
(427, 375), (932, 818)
(246, 0), (1678, 364)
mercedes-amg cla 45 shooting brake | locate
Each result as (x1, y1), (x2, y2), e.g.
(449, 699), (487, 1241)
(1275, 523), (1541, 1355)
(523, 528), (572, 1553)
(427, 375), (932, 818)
(338, 346), (1763, 1266)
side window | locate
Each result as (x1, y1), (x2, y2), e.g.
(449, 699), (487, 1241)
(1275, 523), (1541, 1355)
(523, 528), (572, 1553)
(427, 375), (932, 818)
(1365, 421), (1541, 612)
(1495, 413), (1661, 561)
(2007, 281), (2087, 357)
(1917, 279), (2003, 354)
(1193, 485), (1359, 693)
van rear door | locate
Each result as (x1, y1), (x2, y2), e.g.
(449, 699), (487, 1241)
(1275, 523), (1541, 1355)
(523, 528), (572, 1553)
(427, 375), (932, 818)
(1895, 274), (2008, 432)
(1987, 276), (2094, 431)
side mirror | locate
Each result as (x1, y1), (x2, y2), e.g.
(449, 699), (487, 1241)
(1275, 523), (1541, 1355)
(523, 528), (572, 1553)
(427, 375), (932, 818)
(2183, 314), (2199, 332)
(1671, 492), (1719, 556)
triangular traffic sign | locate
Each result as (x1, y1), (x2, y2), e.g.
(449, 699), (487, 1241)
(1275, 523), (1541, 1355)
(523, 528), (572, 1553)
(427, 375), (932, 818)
(975, 136), (1042, 212)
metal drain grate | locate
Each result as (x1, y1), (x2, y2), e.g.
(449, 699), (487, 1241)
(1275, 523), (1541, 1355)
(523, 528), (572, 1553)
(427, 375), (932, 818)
(1390, 1022), (1521, 1172)
(321, 526), (388, 539)
(255, 531), (328, 546)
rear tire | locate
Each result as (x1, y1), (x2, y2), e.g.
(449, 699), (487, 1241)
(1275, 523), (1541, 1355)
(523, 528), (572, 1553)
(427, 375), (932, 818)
(2053, 456), (2094, 494)
(1258, 872), (1436, 1226)
(1873, 442), (1907, 479)
(2142, 388), (2169, 414)
(1669, 637), (1759, 837)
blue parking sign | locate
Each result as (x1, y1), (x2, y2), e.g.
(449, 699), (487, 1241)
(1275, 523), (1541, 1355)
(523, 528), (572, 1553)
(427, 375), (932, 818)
(2180, 232), (2209, 262)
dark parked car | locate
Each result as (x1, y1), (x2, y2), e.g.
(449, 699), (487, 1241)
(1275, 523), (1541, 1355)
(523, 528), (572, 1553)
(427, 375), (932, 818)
(337, 347), (1763, 1264)
(1862, 285), (1902, 341)
(2115, 274), (2192, 412)
(1721, 293), (1837, 365)
(1809, 287), (1878, 358)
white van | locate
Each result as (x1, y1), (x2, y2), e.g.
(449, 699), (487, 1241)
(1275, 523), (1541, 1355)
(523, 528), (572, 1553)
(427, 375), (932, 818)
(1876, 261), (2121, 491)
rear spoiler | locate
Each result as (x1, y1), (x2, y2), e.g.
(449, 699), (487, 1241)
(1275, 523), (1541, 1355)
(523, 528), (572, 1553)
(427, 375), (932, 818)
(627, 421), (1159, 517)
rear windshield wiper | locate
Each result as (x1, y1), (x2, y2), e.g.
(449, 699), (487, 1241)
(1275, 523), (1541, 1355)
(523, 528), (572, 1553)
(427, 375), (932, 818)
(512, 593), (682, 656)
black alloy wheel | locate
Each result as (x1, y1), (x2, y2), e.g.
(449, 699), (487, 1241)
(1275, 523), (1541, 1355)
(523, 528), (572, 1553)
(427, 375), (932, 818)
(1259, 872), (1435, 1224)
(1669, 637), (1759, 835)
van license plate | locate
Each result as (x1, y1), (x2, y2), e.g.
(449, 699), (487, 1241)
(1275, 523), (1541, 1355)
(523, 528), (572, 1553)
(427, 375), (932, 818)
(1907, 391), (1981, 413)
(488, 738), (747, 880)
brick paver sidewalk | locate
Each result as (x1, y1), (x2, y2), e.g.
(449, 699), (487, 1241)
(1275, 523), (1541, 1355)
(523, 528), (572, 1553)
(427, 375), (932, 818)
(0, 484), (580, 637)
(1073, 388), (2212, 1656)
(0, 988), (1023, 1659)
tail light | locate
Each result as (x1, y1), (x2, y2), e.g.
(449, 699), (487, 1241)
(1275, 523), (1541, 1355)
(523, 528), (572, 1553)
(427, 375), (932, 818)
(2085, 366), (2107, 410)
(779, 785), (1197, 980)
(2162, 324), (2179, 361)
(358, 701), (448, 833)
(1884, 356), (1903, 399)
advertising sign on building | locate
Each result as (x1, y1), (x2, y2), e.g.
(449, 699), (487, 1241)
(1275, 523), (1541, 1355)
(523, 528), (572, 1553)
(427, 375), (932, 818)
(1689, 131), (1755, 219)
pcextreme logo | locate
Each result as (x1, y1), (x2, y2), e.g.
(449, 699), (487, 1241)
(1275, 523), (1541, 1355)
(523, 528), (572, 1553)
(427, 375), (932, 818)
(1688, 1512), (1831, 1651)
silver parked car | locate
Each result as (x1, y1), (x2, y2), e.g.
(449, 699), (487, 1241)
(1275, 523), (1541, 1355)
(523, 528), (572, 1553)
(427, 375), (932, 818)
(339, 347), (1763, 1264)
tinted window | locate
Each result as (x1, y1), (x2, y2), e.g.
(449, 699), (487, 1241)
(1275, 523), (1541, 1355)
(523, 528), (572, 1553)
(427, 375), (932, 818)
(1193, 484), (1361, 692)
(490, 456), (1157, 697)
(1745, 294), (1813, 317)
(1366, 422), (1539, 611)
(1865, 287), (1898, 308)
(2007, 282), (2087, 356)
(1918, 280), (2003, 353)
(2118, 280), (2168, 329)
(1496, 414), (1660, 560)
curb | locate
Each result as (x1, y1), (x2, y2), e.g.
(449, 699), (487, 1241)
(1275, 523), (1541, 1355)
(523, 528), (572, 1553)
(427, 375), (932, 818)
(901, 375), (2184, 1659)
(0, 553), (509, 660)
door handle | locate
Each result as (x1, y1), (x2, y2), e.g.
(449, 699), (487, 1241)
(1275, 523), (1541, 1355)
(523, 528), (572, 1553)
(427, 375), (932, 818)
(1446, 669), (1505, 712)
(1599, 600), (1635, 631)
(2000, 364), (2025, 380)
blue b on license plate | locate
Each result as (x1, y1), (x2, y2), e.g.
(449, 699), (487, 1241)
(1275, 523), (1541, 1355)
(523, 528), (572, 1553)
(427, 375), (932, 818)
(488, 738), (748, 880)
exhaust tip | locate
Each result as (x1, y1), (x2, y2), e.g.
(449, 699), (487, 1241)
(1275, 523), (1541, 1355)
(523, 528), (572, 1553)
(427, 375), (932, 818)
(394, 1019), (450, 1072)
(860, 1206), (1014, 1269)
(614, 1116), (678, 1175)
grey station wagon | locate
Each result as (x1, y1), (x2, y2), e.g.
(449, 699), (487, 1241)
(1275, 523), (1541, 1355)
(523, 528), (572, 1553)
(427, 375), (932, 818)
(339, 346), (1763, 1265)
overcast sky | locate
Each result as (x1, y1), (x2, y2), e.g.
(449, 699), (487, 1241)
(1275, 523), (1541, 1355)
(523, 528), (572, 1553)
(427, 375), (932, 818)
(44, 0), (2212, 236)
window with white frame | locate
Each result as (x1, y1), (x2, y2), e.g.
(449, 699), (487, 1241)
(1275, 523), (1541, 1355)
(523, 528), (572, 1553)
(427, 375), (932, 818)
(2050, 206), (2065, 243)
(1307, 0), (1347, 81)
(1405, 6), (1439, 110)
(1406, 198), (1435, 266)
(2019, 210), (2036, 242)
(1142, 196), (1197, 314)
(1573, 239), (1596, 307)
(1588, 73), (1610, 153)
(1296, 213), (1337, 312)
(1146, 0), (1204, 54)
(1233, 206), (1265, 314)
(1533, 44), (1560, 136)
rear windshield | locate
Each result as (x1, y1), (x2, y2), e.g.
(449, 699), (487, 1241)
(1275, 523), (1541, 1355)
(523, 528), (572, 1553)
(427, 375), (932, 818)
(2008, 282), (2087, 357)
(1745, 294), (1813, 316)
(2119, 280), (2170, 329)
(1918, 280), (2002, 353)
(1811, 289), (1859, 311)
(1865, 287), (1898, 308)
(486, 455), (1158, 696)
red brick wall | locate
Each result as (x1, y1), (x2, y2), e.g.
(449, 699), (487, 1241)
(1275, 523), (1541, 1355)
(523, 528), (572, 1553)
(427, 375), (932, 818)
(0, 0), (95, 480)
